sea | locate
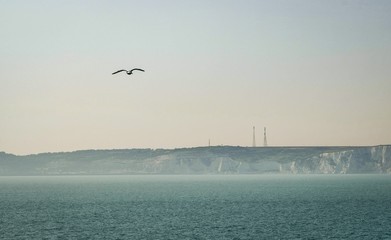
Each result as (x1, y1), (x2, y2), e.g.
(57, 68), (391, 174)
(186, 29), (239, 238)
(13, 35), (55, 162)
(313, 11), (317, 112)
(0, 175), (390, 239)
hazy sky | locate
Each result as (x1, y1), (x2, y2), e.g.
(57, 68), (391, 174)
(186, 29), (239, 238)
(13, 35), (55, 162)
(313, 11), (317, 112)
(1, 0), (391, 155)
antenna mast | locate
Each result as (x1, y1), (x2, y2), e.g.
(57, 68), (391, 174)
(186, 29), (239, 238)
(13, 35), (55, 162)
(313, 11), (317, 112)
(252, 126), (256, 147)
(264, 127), (268, 147)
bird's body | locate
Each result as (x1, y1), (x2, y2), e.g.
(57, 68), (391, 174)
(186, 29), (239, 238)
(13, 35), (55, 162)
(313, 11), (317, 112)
(112, 68), (145, 75)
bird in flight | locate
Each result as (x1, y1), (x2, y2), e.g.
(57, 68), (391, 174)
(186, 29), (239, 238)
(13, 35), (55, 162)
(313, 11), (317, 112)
(112, 68), (145, 75)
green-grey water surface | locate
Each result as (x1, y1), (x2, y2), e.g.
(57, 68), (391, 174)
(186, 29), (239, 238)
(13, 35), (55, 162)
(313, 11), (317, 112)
(1, 175), (390, 239)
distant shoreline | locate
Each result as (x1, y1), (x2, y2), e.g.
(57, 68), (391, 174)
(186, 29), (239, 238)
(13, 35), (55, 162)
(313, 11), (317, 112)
(2, 144), (389, 157)
(1, 145), (390, 175)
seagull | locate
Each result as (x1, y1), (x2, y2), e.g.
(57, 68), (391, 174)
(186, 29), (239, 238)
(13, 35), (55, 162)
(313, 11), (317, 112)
(112, 68), (145, 75)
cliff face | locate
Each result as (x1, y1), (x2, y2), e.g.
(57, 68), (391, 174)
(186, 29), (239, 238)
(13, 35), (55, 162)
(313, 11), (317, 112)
(279, 146), (391, 174)
(0, 146), (390, 175)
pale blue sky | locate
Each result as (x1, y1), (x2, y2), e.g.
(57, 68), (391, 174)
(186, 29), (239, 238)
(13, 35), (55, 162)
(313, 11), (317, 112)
(1, 0), (391, 154)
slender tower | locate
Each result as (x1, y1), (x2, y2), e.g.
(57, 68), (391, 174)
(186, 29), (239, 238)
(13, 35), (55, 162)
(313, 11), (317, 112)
(252, 126), (256, 147)
(263, 127), (268, 147)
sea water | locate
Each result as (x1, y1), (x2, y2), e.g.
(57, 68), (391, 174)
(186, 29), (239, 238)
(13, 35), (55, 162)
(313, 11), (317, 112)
(0, 175), (390, 239)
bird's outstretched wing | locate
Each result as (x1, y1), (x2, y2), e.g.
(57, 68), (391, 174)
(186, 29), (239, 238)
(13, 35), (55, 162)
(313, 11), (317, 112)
(130, 68), (145, 73)
(112, 69), (127, 75)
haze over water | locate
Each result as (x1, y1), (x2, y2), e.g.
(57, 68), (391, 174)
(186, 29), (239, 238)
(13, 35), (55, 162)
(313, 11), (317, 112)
(1, 175), (390, 239)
